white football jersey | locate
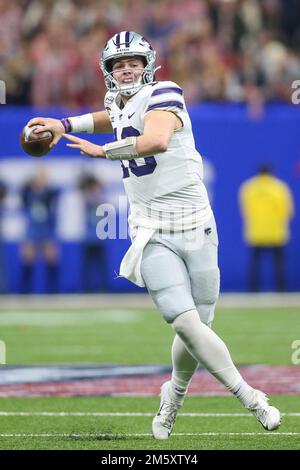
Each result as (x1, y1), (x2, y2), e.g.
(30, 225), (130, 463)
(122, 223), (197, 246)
(104, 80), (212, 232)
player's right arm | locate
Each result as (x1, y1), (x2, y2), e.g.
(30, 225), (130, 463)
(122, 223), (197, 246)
(27, 110), (112, 149)
(91, 111), (113, 133)
(27, 117), (65, 148)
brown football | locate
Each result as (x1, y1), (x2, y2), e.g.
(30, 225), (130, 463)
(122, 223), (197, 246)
(20, 125), (53, 157)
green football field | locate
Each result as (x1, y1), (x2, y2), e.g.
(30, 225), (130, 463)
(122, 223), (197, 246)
(0, 301), (299, 450)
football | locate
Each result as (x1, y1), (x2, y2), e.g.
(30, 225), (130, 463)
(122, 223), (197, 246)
(20, 125), (53, 157)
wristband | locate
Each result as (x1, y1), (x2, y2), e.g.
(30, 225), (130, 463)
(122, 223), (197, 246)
(60, 118), (72, 133)
(67, 113), (94, 133)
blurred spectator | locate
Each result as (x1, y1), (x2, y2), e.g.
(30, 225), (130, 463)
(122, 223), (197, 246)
(20, 167), (60, 293)
(4, 38), (33, 104)
(280, 0), (300, 49)
(1, 0), (300, 106)
(239, 164), (294, 292)
(0, 180), (7, 293)
(79, 173), (108, 292)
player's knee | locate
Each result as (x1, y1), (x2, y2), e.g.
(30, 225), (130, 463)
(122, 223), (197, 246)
(141, 271), (195, 324)
(191, 268), (219, 325)
(141, 249), (195, 323)
(152, 286), (195, 323)
(196, 303), (216, 327)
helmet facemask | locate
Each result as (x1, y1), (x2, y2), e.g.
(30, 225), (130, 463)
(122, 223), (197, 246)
(110, 67), (144, 97)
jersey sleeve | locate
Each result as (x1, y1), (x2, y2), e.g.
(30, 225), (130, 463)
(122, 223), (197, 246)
(144, 81), (185, 116)
(104, 90), (117, 111)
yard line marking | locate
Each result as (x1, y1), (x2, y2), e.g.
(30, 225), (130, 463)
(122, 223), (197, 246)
(0, 432), (299, 438)
(0, 411), (299, 417)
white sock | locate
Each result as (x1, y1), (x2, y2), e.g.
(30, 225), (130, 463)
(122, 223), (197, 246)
(171, 334), (198, 394)
(232, 380), (254, 407)
(172, 309), (247, 393)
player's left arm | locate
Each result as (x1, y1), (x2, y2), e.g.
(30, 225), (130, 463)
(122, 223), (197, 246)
(63, 111), (182, 159)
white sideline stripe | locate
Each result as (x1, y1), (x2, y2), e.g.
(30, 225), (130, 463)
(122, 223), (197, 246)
(0, 411), (299, 417)
(1, 292), (300, 309)
(0, 432), (299, 438)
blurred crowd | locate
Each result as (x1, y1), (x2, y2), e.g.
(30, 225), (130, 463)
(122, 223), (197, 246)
(0, 161), (295, 293)
(0, 166), (109, 293)
(1, 0), (300, 108)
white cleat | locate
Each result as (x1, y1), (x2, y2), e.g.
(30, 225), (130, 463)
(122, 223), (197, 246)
(152, 381), (185, 440)
(247, 389), (281, 431)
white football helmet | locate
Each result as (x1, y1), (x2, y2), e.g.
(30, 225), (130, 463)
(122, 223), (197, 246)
(100, 31), (158, 97)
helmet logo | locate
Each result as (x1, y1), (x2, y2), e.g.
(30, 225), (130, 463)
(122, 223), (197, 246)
(114, 31), (131, 49)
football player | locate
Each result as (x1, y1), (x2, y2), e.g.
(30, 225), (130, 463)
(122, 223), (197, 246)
(28, 31), (281, 439)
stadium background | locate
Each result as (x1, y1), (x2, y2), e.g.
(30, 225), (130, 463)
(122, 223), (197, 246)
(0, 0), (300, 452)
(1, 0), (300, 294)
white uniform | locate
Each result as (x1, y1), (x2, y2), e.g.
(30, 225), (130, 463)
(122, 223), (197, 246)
(104, 81), (213, 233)
(100, 33), (281, 436)
(105, 81), (219, 322)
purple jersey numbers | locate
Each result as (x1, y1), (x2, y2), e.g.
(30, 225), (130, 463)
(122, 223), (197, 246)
(114, 126), (157, 178)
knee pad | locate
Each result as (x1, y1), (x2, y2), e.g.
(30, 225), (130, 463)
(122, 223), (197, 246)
(196, 303), (216, 327)
(141, 249), (195, 323)
(141, 248), (185, 291)
(152, 285), (195, 323)
(191, 268), (220, 305)
(190, 268), (220, 325)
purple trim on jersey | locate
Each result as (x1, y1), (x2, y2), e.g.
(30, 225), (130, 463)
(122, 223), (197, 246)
(125, 31), (130, 47)
(146, 101), (184, 112)
(151, 87), (183, 97)
(61, 118), (71, 133)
